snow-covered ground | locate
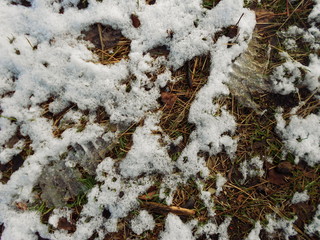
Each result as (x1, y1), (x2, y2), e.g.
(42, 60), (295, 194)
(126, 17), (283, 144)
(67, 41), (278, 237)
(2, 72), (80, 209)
(0, 0), (319, 239)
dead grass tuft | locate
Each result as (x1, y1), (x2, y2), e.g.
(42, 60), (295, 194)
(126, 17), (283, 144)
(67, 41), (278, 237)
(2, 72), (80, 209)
(82, 23), (131, 65)
(159, 54), (211, 150)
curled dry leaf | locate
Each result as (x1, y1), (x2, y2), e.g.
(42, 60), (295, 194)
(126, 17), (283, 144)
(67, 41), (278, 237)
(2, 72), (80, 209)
(161, 92), (177, 108)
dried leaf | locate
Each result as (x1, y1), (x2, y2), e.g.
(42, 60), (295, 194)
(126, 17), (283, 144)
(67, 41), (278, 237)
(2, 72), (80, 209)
(255, 9), (275, 24)
(146, 0), (156, 5)
(6, 134), (20, 148)
(161, 92), (177, 108)
(57, 217), (76, 232)
(148, 45), (170, 58)
(138, 191), (157, 200)
(266, 162), (293, 186)
(131, 14), (141, 28)
(276, 161), (294, 175)
(82, 24), (123, 49)
(181, 197), (195, 209)
(267, 168), (288, 185)
(16, 202), (28, 211)
(236, 194), (245, 202)
(226, 25), (239, 38)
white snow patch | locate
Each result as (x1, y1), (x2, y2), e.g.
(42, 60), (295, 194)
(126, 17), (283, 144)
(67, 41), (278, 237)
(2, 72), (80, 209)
(216, 173), (227, 196)
(130, 210), (155, 235)
(120, 113), (173, 178)
(265, 214), (297, 240)
(245, 221), (262, 240)
(217, 216), (232, 240)
(195, 216), (231, 240)
(305, 204), (320, 236)
(239, 156), (264, 183)
(276, 112), (320, 166)
(160, 213), (195, 240)
(291, 190), (310, 204)
(270, 53), (304, 95)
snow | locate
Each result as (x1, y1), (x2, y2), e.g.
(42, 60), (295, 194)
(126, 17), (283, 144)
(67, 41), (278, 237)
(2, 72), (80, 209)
(194, 217), (231, 239)
(270, 53), (304, 95)
(273, 0), (320, 95)
(245, 221), (262, 240)
(160, 213), (194, 240)
(0, 0), (318, 239)
(305, 204), (320, 236)
(120, 113), (173, 178)
(276, 111), (320, 166)
(291, 190), (310, 204)
(265, 214), (297, 240)
(215, 173), (227, 196)
(239, 156), (265, 183)
(130, 210), (155, 235)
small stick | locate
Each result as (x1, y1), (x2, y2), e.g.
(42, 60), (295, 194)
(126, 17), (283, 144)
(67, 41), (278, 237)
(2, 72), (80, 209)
(186, 60), (192, 88)
(141, 201), (196, 216)
(235, 13), (244, 26)
(192, 57), (198, 84)
(97, 23), (105, 60)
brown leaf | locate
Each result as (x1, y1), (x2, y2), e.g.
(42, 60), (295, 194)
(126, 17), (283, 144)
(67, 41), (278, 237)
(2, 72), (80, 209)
(236, 194), (245, 202)
(82, 24), (123, 49)
(255, 9), (275, 24)
(16, 202), (28, 211)
(6, 135), (20, 148)
(57, 217), (76, 232)
(131, 14), (141, 28)
(276, 161), (294, 175)
(226, 25), (239, 38)
(266, 162), (293, 186)
(161, 92), (177, 108)
(267, 167), (288, 185)
(148, 45), (170, 58)
(146, 0), (156, 5)
(291, 202), (314, 229)
(138, 191), (157, 200)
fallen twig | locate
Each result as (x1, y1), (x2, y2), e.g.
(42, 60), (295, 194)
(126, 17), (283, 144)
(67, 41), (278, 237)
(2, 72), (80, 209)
(141, 201), (196, 216)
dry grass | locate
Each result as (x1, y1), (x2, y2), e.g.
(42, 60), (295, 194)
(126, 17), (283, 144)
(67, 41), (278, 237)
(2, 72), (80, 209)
(159, 54), (211, 149)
